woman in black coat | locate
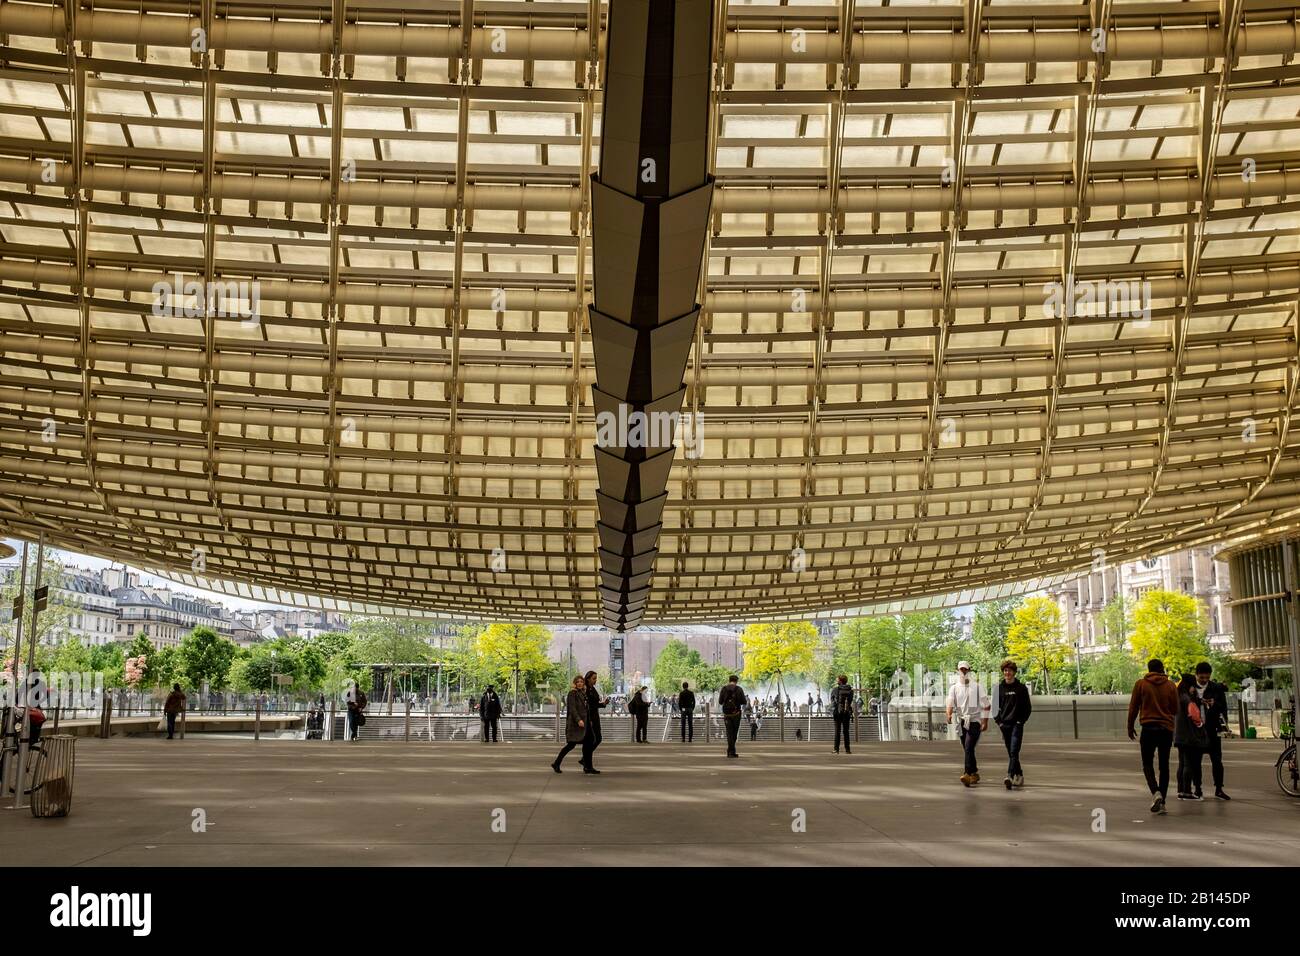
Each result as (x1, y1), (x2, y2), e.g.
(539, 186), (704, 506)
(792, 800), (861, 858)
(581, 670), (607, 773)
(630, 685), (650, 743)
(1174, 673), (1209, 798)
(552, 676), (590, 773)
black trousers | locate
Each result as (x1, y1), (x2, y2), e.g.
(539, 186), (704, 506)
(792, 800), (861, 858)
(482, 717), (499, 742)
(166, 713), (177, 739)
(724, 713), (741, 755)
(581, 722), (602, 766)
(1177, 744), (1205, 794)
(833, 713), (852, 751)
(1140, 724), (1173, 797)
(750, 722), (758, 740)
(1206, 734), (1225, 789)
(681, 711), (694, 741)
(554, 740), (580, 766)
(634, 713), (648, 742)
(958, 721), (982, 775)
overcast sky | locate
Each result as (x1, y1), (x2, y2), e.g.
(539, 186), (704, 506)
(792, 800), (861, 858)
(3, 538), (285, 613)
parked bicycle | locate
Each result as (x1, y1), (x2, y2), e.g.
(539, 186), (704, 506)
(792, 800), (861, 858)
(1276, 701), (1298, 798)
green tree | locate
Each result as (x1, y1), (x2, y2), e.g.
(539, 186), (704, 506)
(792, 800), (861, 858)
(1099, 595), (1134, 647)
(150, 645), (180, 689)
(0, 546), (77, 651)
(176, 626), (238, 690)
(235, 640), (302, 692)
(740, 621), (819, 699)
(1129, 589), (1210, 679)
(88, 642), (126, 689)
(1081, 647), (1143, 693)
(650, 640), (732, 695)
(970, 598), (1018, 672)
(47, 635), (92, 675)
(349, 617), (437, 708)
(474, 623), (554, 708)
(1006, 597), (1069, 693)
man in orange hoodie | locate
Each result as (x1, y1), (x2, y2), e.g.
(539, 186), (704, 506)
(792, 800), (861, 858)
(1127, 659), (1181, 814)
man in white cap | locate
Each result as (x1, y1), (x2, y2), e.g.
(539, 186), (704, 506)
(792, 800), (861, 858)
(945, 661), (990, 786)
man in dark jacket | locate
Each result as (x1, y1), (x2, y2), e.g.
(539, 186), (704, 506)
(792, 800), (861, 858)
(1195, 661), (1231, 799)
(1127, 659), (1180, 814)
(718, 675), (747, 758)
(479, 685), (503, 743)
(678, 681), (696, 742)
(829, 675), (854, 754)
(163, 683), (187, 740)
(580, 671), (607, 772)
(630, 685), (650, 742)
(993, 660), (1031, 789)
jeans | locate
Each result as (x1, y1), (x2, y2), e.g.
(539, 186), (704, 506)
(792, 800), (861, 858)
(1139, 724), (1173, 797)
(1206, 734), (1225, 789)
(723, 713), (741, 755)
(681, 711), (694, 742)
(833, 713), (852, 751)
(958, 720), (982, 775)
(346, 710), (358, 740)
(1177, 744), (1205, 794)
(1000, 722), (1023, 777)
(166, 713), (177, 739)
(581, 722), (602, 767)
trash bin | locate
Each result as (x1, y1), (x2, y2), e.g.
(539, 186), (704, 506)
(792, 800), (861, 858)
(30, 734), (75, 818)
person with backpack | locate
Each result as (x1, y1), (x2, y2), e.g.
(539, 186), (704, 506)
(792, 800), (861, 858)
(1127, 659), (1180, 814)
(552, 676), (589, 772)
(993, 660), (1032, 789)
(345, 682), (367, 741)
(945, 661), (990, 786)
(1175, 672), (1210, 800)
(163, 683), (187, 740)
(829, 675), (855, 754)
(479, 685), (503, 743)
(1194, 661), (1231, 799)
(678, 681), (696, 742)
(718, 675), (747, 758)
(629, 685), (650, 743)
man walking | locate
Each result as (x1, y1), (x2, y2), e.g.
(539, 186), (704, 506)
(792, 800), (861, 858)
(992, 660), (1031, 789)
(163, 683), (187, 740)
(718, 675), (747, 758)
(580, 671), (607, 773)
(829, 675), (854, 754)
(1127, 658), (1180, 814)
(1194, 662), (1231, 799)
(678, 681), (696, 742)
(945, 661), (990, 786)
(479, 684), (502, 743)
(630, 685), (650, 743)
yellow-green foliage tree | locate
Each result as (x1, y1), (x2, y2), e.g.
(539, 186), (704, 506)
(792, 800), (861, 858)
(1129, 589), (1210, 680)
(1006, 597), (1069, 694)
(740, 621), (819, 699)
(474, 623), (554, 707)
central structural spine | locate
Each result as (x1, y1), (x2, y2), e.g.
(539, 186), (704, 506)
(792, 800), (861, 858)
(589, 0), (714, 632)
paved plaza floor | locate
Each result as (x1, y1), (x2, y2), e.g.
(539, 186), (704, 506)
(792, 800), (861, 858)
(5, 738), (1298, 866)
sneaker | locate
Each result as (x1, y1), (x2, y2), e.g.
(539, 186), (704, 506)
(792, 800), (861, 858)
(1176, 792), (1194, 800)
(1150, 794), (1164, 813)
(1013, 774), (1024, 788)
(1214, 788), (1231, 800)
(583, 767), (601, 775)
(833, 748), (839, 754)
(1190, 792), (1204, 801)
(1004, 777), (1013, 790)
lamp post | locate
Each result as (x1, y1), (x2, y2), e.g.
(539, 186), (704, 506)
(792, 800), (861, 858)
(1074, 641), (1083, 695)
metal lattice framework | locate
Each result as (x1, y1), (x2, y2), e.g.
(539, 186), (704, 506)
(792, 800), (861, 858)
(0, 0), (1298, 625)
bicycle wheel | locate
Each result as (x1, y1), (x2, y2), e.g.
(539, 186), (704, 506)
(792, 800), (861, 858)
(1277, 746), (1300, 797)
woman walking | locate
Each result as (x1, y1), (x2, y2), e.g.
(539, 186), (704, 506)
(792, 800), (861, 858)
(1175, 672), (1209, 800)
(552, 676), (589, 773)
